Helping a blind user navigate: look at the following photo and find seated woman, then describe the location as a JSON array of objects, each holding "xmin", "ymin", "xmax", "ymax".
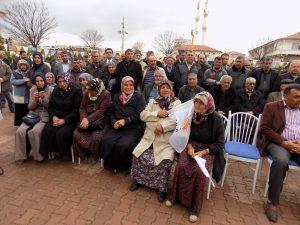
[
  {"xmin": 73, "ymin": 78, "xmax": 111, "ymax": 164},
  {"xmin": 15, "ymin": 73, "xmax": 54, "ymax": 164},
  {"xmin": 166, "ymin": 92, "xmax": 225, "ymax": 223},
  {"xmin": 101, "ymin": 76, "xmax": 146, "ymax": 171},
  {"xmin": 39, "ymin": 72, "xmax": 83, "ymax": 160},
  {"xmin": 130, "ymin": 80, "xmax": 181, "ymax": 202},
  {"xmin": 45, "ymin": 72, "xmax": 56, "ymax": 88}
]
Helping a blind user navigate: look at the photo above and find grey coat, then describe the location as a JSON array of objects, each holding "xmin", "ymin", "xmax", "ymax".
[
  {"xmin": 266, "ymin": 92, "xmax": 283, "ymax": 103},
  {"xmin": 0, "ymin": 61, "xmax": 12, "ymax": 92}
]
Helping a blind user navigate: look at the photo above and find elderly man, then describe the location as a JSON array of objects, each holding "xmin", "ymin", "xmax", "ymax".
[
  {"xmin": 12, "ymin": 50, "xmax": 32, "ymax": 70},
  {"xmin": 178, "ymin": 73, "xmax": 204, "ymax": 103},
  {"xmin": 274, "ymin": 60, "xmax": 300, "ymax": 91},
  {"xmin": 209, "ymin": 75, "xmax": 237, "ymax": 116},
  {"xmin": 200, "ymin": 56, "xmax": 227, "ymax": 90},
  {"xmin": 142, "ymin": 55, "xmax": 164, "ymax": 89},
  {"xmin": 85, "ymin": 51, "xmax": 105, "ymax": 79},
  {"xmin": 143, "ymin": 70, "xmax": 167, "ymax": 103},
  {"xmin": 197, "ymin": 53, "xmax": 211, "ymax": 75},
  {"xmin": 248, "ymin": 57, "xmax": 279, "ymax": 99},
  {"xmin": 227, "ymin": 56, "xmax": 250, "ymax": 90},
  {"xmin": 163, "ymin": 56, "xmax": 175, "ymax": 82},
  {"xmin": 53, "ymin": 51, "xmax": 72, "ymax": 76},
  {"xmin": 236, "ymin": 77, "xmax": 265, "ymax": 116},
  {"xmin": 267, "ymin": 79, "xmax": 294, "ymax": 103},
  {"xmin": 143, "ymin": 50, "xmax": 163, "ymax": 67},
  {"xmin": 260, "ymin": 84, "xmax": 300, "ymax": 222}
]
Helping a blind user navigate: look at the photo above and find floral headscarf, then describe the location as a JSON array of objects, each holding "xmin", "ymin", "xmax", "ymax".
[
  {"xmin": 119, "ymin": 76, "xmax": 135, "ymax": 105},
  {"xmin": 57, "ymin": 72, "xmax": 73, "ymax": 96},
  {"xmin": 86, "ymin": 78, "xmax": 105, "ymax": 101},
  {"xmin": 155, "ymin": 80, "xmax": 176, "ymax": 110},
  {"xmin": 192, "ymin": 92, "xmax": 215, "ymax": 125}
]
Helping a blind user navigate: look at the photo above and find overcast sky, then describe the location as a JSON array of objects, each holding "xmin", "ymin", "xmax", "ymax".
[{"xmin": 2, "ymin": 0, "xmax": 300, "ymax": 54}]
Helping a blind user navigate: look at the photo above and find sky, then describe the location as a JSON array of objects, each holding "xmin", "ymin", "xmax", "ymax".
[{"xmin": 1, "ymin": 0, "xmax": 300, "ymax": 55}]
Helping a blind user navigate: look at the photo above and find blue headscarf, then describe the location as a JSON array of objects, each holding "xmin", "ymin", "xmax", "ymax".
[
  {"xmin": 32, "ymin": 51, "xmax": 44, "ymax": 69},
  {"xmin": 33, "ymin": 71, "xmax": 47, "ymax": 91}
]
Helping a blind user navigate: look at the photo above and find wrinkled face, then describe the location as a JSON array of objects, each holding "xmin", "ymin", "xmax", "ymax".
[
  {"xmin": 198, "ymin": 55, "xmax": 206, "ymax": 63},
  {"xmin": 159, "ymin": 84, "xmax": 171, "ymax": 97},
  {"xmin": 187, "ymin": 75, "xmax": 198, "ymax": 87},
  {"xmin": 134, "ymin": 53, "xmax": 142, "ymax": 61},
  {"xmin": 62, "ymin": 53, "xmax": 68, "ymax": 62},
  {"xmin": 147, "ymin": 57, "xmax": 157, "ymax": 69},
  {"xmin": 105, "ymin": 49, "xmax": 113, "ymax": 59},
  {"xmin": 107, "ymin": 64, "xmax": 116, "ymax": 74},
  {"xmin": 79, "ymin": 78, "xmax": 88, "ymax": 87},
  {"xmin": 57, "ymin": 77, "xmax": 68, "ymax": 90},
  {"xmin": 72, "ymin": 60, "xmax": 81, "ymax": 70},
  {"xmin": 284, "ymin": 89, "xmax": 300, "ymax": 108},
  {"xmin": 91, "ymin": 53, "xmax": 100, "ymax": 63},
  {"xmin": 34, "ymin": 55, "xmax": 42, "ymax": 65},
  {"xmin": 244, "ymin": 60, "xmax": 251, "ymax": 70},
  {"xmin": 262, "ymin": 60, "xmax": 272, "ymax": 71},
  {"xmin": 222, "ymin": 55, "xmax": 229, "ymax": 66},
  {"xmin": 88, "ymin": 89, "xmax": 98, "ymax": 97},
  {"xmin": 186, "ymin": 52, "xmax": 195, "ymax": 64},
  {"xmin": 214, "ymin": 59, "xmax": 223, "ymax": 70},
  {"xmin": 56, "ymin": 54, "xmax": 62, "ymax": 62},
  {"xmin": 46, "ymin": 74, "xmax": 54, "ymax": 84},
  {"xmin": 220, "ymin": 78, "xmax": 232, "ymax": 90},
  {"xmin": 125, "ymin": 51, "xmax": 134, "ymax": 61},
  {"xmin": 234, "ymin": 59, "xmax": 243, "ymax": 70},
  {"xmin": 154, "ymin": 72, "xmax": 165, "ymax": 84},
  {"xmin": 35, "ymin": 76, "xmax": 45, "ymax": 89},
  {"xmin": 166, "ymin": 58, "xmax": 174, "ymax": 67},
  {"xmin": 289, "ymin": 62, "xmax": 300, "ymax": 75},
  {"xmin": 123, "ymin": 80, "xmax": 134, "ymax": 95},
  {"xmin": 194, "ymin": 99, "xmax": 206, "ymax": 115},
  {"xmin": 19, "ymin": 63, "xmax": 28, "ymax": 71},
  {"xmin": 246, "ymin": 81, "xmax": 256, "ymax": 91}
]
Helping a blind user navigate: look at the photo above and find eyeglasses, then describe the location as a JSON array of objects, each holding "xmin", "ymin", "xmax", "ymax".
[{"xmin": 247, "ymin": 83, "xmax": 256, "ymax": 85}]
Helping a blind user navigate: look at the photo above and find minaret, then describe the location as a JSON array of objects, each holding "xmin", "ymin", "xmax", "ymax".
[
  {"xmin": 201, "ymin": 0, "xmax": 209, "ymax": 44},
  {"xmin": 191, "ymin": 0, "xmax": 200, "ymax": 45},
  {"xmin": 118, "ymin": 17, "xmax": 128, "ymax": 54}
]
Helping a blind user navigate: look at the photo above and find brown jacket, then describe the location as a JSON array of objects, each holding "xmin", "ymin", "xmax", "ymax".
[
  {"xmin": 258, "ymin": 100, "xmax": 286, "ymax": 155},
  {"xmin": 0, "ymin": 61, "xmax": 12, "ymax": 92}
]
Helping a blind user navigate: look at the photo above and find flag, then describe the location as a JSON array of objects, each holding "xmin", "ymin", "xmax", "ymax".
[{"xmin": 168, "ymin": 99, "xmax": 194, "ymax": 153}]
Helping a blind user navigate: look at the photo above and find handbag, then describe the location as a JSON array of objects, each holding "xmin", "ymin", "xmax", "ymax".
[
  {"xmin": 87, "ymin": 117, "xmax": 105, "ymax": 131},
  {"xmin": 22, "ymin": 112, "xmax": 40, "ymax": 126}
]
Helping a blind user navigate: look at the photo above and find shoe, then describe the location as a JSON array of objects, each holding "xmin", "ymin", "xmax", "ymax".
[
  {"xmin": 265, "ymin": 202, "xmax": 278, "ymax": 222},
  {"xmin": 189, "ymin": 211, "xmax": 198, "ymax": 223},
  {"xmin": 157, "ymin": 191, "xmax": 166, "ymax": 203},
  {"xmin": 165, "ymin": 200, "xmax": 172, "ymax": 207},
  {"xmin": 129, "ymin": 181, "xmax": 139, "ymax": 192}
]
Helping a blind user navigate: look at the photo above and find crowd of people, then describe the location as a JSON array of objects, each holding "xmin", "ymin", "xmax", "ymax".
[{"xmin": 0, "ymin": 48, "xmax": 299, "ymax": 223}]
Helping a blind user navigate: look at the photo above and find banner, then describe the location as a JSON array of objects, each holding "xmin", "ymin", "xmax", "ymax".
[{"xmin": 168, "ymin": 99, "xmax": 194, "ymax": 153}]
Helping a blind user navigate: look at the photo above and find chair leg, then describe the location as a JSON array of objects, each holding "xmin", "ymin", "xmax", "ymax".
[
  {"xmin": 258, "ymin": 158, "xmax": 264, "ymax": 179},
  {"xmin": 78, "ymin": 157, "xmax": 81, "ymax": 165},
  {"xmin": 252, "ymin": 159, "xmax": 261, "ymax": 194},
  {"xmin": 264, "ymin": 164, "xmax": 270, "ymax": 197},
  {"xmin": 71, "ymin": 146, "xmax": 74, "ymax": 163},
  {"xmin": 100, "ymin": 158, "xmax": 104, "ymax": 168},
  {"xmin": 207, "ymin": 167, "xmax": 213, "ymax": 199},
  {"xmin": 221, "ymin": 153, "xmax": 229, "ymax": 187}
]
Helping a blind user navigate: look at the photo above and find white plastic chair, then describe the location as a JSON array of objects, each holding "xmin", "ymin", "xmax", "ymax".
[
  {"xmin": 206, "ymin": 111, "xmax": 231, "ymax": 199},
  {"xmin": 221, "ymin": 112, "xmax": 262, "ymax": 194},
  {"xmin": 264, "ymin": 156, "xmax": 300, "ymax": 197},
  {"xmin": 71, "ymin": 146, "xmax": 104, "ymax": 167}
]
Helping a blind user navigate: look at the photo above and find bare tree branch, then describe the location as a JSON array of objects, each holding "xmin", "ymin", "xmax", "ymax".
[
  {"xmin": 80, "ymin": 30, "xmax": 104, "ymax": 49},
  {"xmin": 153, "ymin": 31, "xmax": 186, "ymax": 55},
  {"xmin": 132, "ymin": 41, "xmax": 144, "ymax": 52},
  {"xmin": 2, "ymin": 1, "xmax": 57, "ymax": 48},
  {"xmin": 249, "ymin": 37, "xmax": 273, "ymax": 60}
]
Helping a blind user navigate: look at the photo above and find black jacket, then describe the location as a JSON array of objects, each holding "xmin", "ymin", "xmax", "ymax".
[
  {"xmin": 178, "ymin": 85, "xmax": 204, "ymax": 103},
  {"xmin": 164, "ymin": 66, "xmax": 175, "ymax": 82},
  {"xmin": 274, "ymin": 73, "xmax": 300, "ymax": 91},
  {"xmin": 236, "ymin": 89, "xmax": 265, "ymax": 116},
  {"xmin": 85, "ymin": 62, "xmax": 105, "ymax": 79},
  {"xmin": 115, "ymin": 60, "xmax": 142, "ymax": 88}
]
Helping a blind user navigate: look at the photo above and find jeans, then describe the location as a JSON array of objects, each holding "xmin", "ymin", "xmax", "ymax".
[
  {"xmin": 0, "ymin": 91, "xmax": 15, "ymax": 111},
  {"xmin": 267, "ymin": 143, "xmax": 300, "ymax": 205}
]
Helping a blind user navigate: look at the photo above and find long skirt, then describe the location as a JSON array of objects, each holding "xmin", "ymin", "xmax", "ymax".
[
  {"xmin": 14, "ymin": 103, "xmax": 29, "ymax": 126},
  {"xmin": 39, "ymin": 122, "xmax": 77, "ymax": 159},
  {"xmin": 131, "ymin": 148, "xmax": 173, "ymax": 192},
  {"xmin": 168, "ymin": 145, "xmax": 214, "ymax": 215},
  {"xmin": 101, "ymin": 128, "xmax": 142, "ymax": 171},
  {"xmin": 73, "ymin": 125, "xmax": 109, "ymax": 160},
  {"xmin": 15, "ymin": 121, "xmax": 45, "ymax": 161}
]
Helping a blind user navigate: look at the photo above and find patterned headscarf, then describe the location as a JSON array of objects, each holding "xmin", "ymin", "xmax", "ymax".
[
  {"xmin": 155, "ymin": 80, "xmax": 176, "ymax": 110},
  {"xmin": 86, "ymin": 78, "xmax": 105, "ymax": 101},
  {"xmin": 57, "ymin": 72, "xmax": 73, "ymax": 96},
  {"xmin": 192, "ymin": 92, "xmax": 215, "ymax": 125},
  {"xmin": 119, "ymin": 76, "xmax": 135, "ymax": 105}
]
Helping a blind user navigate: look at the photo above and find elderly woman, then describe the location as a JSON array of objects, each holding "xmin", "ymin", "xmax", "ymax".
[
  {"xmin": 166, "ymin": 92, "xmax": 225, "ymax": 223},
  {"xmin": 142, "ymin": 69, "xmax": 168, "ymax": 103},
  {"xmin": 73, "ymin": 78, "xmax": 111, "ymax": 163},
  {"xmin": 45, "ymin": 72, "xmax": 56, "ymax": 88},
  {"xmin": 39, "ymin": 72, "xmax": 83, "ymax": 160},
  {"xmin": 14, "ymin": 73, "xmax": 53, "ymax": 164},
  {"xmin": 130, "ymin": 80, "xmax": 181, "ymax": 202},
  {"xmin": 101, "ymin": 76, "xmax": 146, "ymax": 171},
  {"xmin": 10, "ymin": 59, "xmax": 32, "ymax": 126},
  {"xmin": 79, "ymin": 73, "xmax": 93, "ymax": 92}
]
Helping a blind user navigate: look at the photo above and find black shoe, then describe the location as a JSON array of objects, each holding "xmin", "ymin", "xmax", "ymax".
[
  {"xmin": 157, "ymin": 191, "xmax": 167, "ymax": 203},
  {"xmin": 265, "ymin": 203, "xmax": 278, "ymax": 222},
  {"xmin": 129, "ymin": 181, "xmax": 139, "ymax": 192}
]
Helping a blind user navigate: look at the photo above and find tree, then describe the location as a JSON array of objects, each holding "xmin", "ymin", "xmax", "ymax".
[
  {"xmin": 249, "ymin": 37, "xmax": 273, "ymax": 60},
  {"xmin": 132, "ymin": 41, "xmax": 144, "ymax": 52},
  {"xmin": 3, "ymin": 1, "xmax": 57, "ymax": 48},
  {"xmin": 0, "ymin": 32, "xmax": 4, "ymax": 51},
  {"xmin": 80, "ymin": 30, "xmax": 104, "ymax": 49},
  {"xmin": 153, "ymin": 31, "xmax": 186, "ymax": 55}
]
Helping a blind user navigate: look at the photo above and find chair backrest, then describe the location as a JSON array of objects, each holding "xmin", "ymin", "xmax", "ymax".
[
  {"xmin": 219, "ymin": 111, "xmax": 231, "ymax": 141},
  {"xmin": 228, "ymin": 112, "xmax": 261, "ymax": 145}
]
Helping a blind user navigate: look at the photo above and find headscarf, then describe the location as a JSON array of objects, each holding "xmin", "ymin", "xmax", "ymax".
[
  {"xmin": 57, "ymin": 72, "xmax": 73, "ymax": 96},
  {"xmin": 32, "ymin": 51, "xmax": 44, "ymax": 69},
  {"xmin": 155, "ymin": 80, "xmax": 176, "ymax": 110},
  {"xmin": 34, "ymin": 71, "xmax": 46, "ymax": 92},
  {"xmin": 45, "ymin": 72, "xmax": 56, "ymax": 84},
  {"xmin": 119, "ymin": 76, "xmax": 135, "ymax": 105},
  {"xmin": 192, "ymin": 92, "xmax": 215, "ymax": 125},
  {"xmin": 17, "ymin": 59, "xmax": 29, "ymax": 74},
  {"xmin": 86, "ymin": 78, "xmax": 105, "ymax": 101},
  {"xmin": 79, "ymin": 73, "xmax": 93, "ymax": 82}
]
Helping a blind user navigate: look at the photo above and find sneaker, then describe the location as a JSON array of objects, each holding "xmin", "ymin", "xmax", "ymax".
[
  {"xmin": 189, "ymin": 211, "xmax": 198, "ymax": 223},
  {"xmin": 165, "ymin": 200, "xmax": 172, "ymax": 207}
]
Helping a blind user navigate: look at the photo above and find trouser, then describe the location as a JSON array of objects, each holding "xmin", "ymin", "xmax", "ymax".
[
  {"xmin": 267, "ymin": 143, "xmax": 300, "ymax": 205},
  {"xmin": 0, "ymin": 91, "xmax": 14, "ymax": 111}
]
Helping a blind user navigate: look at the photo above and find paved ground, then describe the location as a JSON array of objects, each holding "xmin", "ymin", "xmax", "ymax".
[{"xmin": 0, "ymin": 108, "xmax": 299, "ymax": 225}]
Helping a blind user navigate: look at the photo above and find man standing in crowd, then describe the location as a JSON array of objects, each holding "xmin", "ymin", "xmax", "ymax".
[
  {"xmin": 0, "ymin": 59, "xmax": 14, "ymax": 112},
  {"xmin": 221, "ymin": 53, "xmax": 230, "ymax": 70},
  {"xmin": 227, "ymin": 56, "xmax": 250, "ymax": 90},
  {"xmin": 102, "ymin": 48, "xmax": 118, "ymax": 66},
  {"xmin": 267, "ymin": 79, "xmax": 294, "ymax": 103},
  {"xmin": 248, "ymin": 57, "xmax": 279, "ymax": 99},
  {"xmin": 274, "ymin": 60, "xmax": 300, "ymax": 91},
  {"xmin": 174, "ymin": 50, "xmax": 186, "ymax": 67},
  {"xmin": 143, "ymin": 50, "xmax": 163, "ymax": 67},
  {"xmin": 85, "ymin": 51, "xmax": 105, "ymax": 79},
  {"xmin": 209, "ymin": 75, "xmax": 236, "ymax": 116},
  {"xmin": 69, "ymin": 57, "xmax": 85, "ymax": 86},
  {"xmin": 236, "ymin": 77, "xmax": 265, "ymax": 116},
  {"xmin": 200, "ymin": 56, "xmax": 227, "ymax": 90},
  {"xmin": 178, "ymin": 72, "xmax": 204, "ymax": 103},
  {"xmin": 134, "ymin": 50, "xmax": 147, "ymax": 72},
  {"xmin": 53, "ymin": 51, "xmax": 72, "ymax": 76},
  {"xmin": 163, "ymin": 56, "xmax": 175, "ymax": 82},
  {"xmin": 260, "ymin": 84, "xmax": 300, "ymax": 222},
  {"xmin": 51, "ymin": 53, "xmax": 62, "ymax": 74},
  {"xmin": 142, "ymin": 55, "xmax": 163, "ymax": 89},
  {"xmin": 196, "ymin": 53, "xmax": 211, "ymax": 76},
  {"xmin": 12, "ymin": 50, "xmax": 32, "ymax": 70}
]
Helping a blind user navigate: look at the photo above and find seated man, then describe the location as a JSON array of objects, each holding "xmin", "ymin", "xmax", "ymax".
[
  {"xmin": 209, "ymin": 75, "xmax": 237, "ymax": 116},
  {"xmin": 236, "ymin": 77, "xmax": 265, "ymax": 116},
  {"xmin": 178, "ymin": 73, "xmax": 204, "ymax": 103},
  {"xmin": 267, "ymin": 79, "xmax": 294, "ymax": 103},
  {"xmin": 260, "ymin": 84, "xmax": 300, "ymax": 222}
]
